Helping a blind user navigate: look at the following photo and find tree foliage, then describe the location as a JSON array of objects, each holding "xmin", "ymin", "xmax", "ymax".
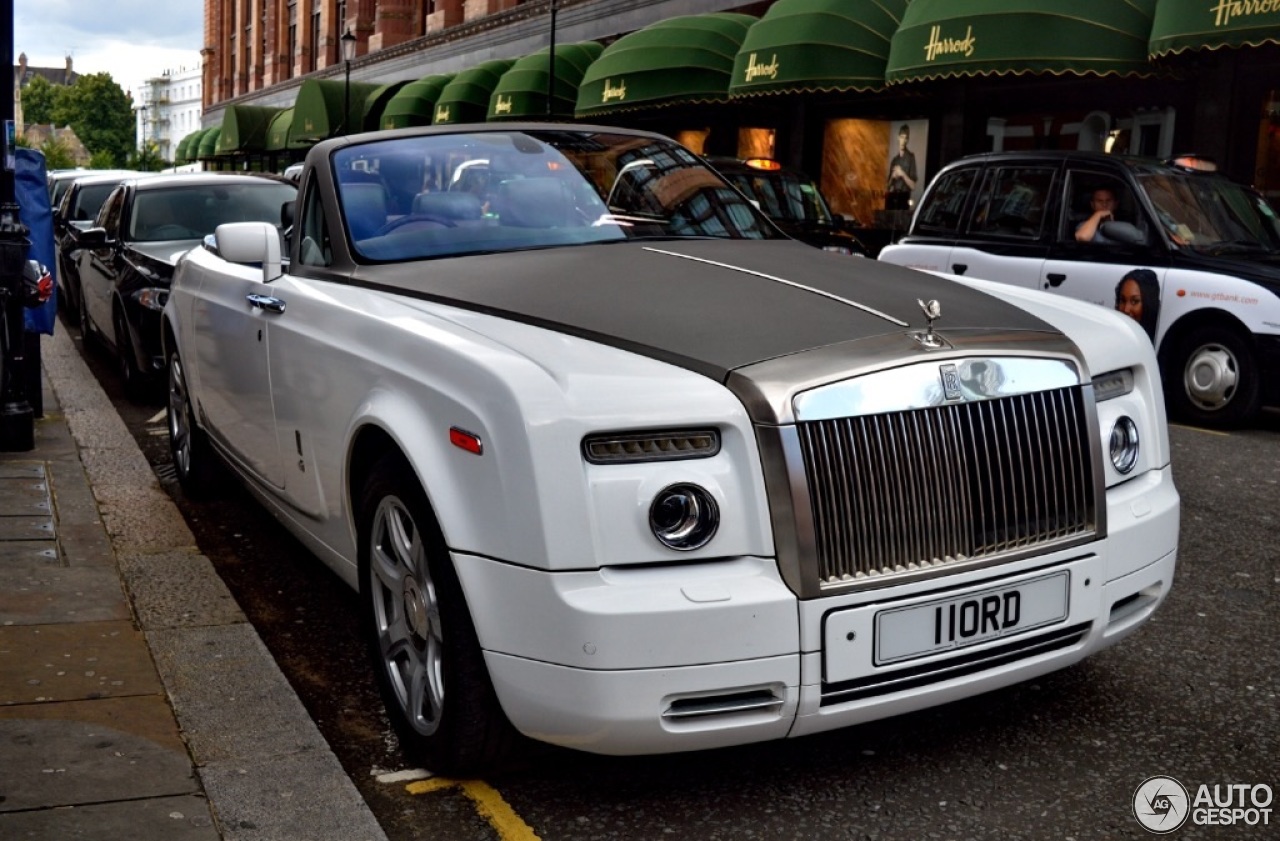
[
  {"xmin": 128, "ymin": 140, "xmax": 167, "ymax": 172},
  {"xmin": 20, "ymin": 76, "xmax": 59, "ymax": 126},
  {"xmin": 56, "ymin": 73, "xmax": 135, "ymax": 167},
  {"xmin": 39, "ymin": 138, "xmax": 77, "ymax": 171},
  {"xmin": 19, "ymin": 71, "xmax": 135, "ymax": 167}
]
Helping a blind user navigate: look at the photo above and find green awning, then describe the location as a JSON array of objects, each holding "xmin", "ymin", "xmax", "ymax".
[
  {"xmin": 488, "ymin": 41, "xmax": 604, "ymax": 120},
  {"xmin": 197, "ymin": 127, "xmax": 223, "ymax": 160},
  {"xmin": 290, "ymin": 78, "xmax": 384, "ymax": 143},
  {"xmin": 216, "ymin": 104, "xmax": 282, "ymax": 155},
  {"xmin": 576, "ymin": 13, "xmax": 756, "ymax": 118},
  {"xmin": 1150, "ymin": 0, "xmax": 1280, "ymax": 57},
  {"xmin": 730, "ymin": 0, "xmax": 906, "ymax": 97},
  {"xmin": 174, "ymin": 132, "xmax": 195, "ymax": 164},
  {"xmin": 381, "ymin": 73, "xmax": 455, "ymax": 129},
  {"xmin": 266, "ymin": 108, "xmax": 295, "ymax": 152},
  {"xmin": 886, "ymin": 0, "xmax": 1157, "ymax": 84},
  {"xmin": 361, "ymin": 81, "xmax": 411, "ymax": 132},
  {"xmin": 432, "ymin": 59, "xmax": 516, "ymax": 125}
]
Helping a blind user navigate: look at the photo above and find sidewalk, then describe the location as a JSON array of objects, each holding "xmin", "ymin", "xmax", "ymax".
[{"xmin": 0, "ymin": 326, "xmax": 388, "ymax": 841}]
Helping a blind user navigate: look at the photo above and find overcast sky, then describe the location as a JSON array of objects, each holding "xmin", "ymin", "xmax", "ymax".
[{"xmin": 13, "ymin": 0, "xmax": 203, "ymax": 97}]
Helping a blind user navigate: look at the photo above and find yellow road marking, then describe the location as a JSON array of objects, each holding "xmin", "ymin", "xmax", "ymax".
[{"xmin": 406, "ymin": 778, "xmax": 541, "ymax": 841}]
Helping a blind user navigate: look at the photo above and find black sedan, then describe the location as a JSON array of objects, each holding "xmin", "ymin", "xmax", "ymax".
[
  {"xmin": 53, "ymin": 171, "xmax": 150, "ymax": 315},
  {"xmin": 76, "ymin": 172, "xmax": 297, "ymax": 397},
  {"xmin": 706, "ymin": 156, "xmax": 870, "ymax": 257}
]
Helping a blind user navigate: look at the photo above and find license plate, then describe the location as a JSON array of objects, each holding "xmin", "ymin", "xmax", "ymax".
[{"xmin": 875, "ymin": 572, "xmax": 1070, "ymax": 665}]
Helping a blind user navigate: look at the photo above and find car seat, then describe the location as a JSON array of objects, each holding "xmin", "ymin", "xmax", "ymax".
[
  {"xmin": 342, "ymin": 182, "xmax": 390, "ymax": 240},
  {"xmin": 412, "ymin": 191, "xmax": 484, "ymax": 224},
  {"xmin": 494, "ymin": 178, "xmax": 575, "ymax": 228}
]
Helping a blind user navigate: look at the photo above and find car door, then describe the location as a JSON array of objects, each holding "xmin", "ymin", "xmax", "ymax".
[
  {"xmin": 946, "ymin": 162, "xmax": 1058, "ymax": 289},
  {"xmin": 1041, "ymin": 166, "xmax": 1170, "ymax": 342},
  {"xmin": 187, "ymin": 239, "xmax": 287, "ymax": 491},
  {"xmin": 77, "ymin": 186, "xmax": 127, "ymax": 337}
]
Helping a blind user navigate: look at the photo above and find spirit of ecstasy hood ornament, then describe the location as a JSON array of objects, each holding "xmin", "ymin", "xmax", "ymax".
[{"xmin": 916, "ymin": 298, "xmax": 944, "ymax": 349}]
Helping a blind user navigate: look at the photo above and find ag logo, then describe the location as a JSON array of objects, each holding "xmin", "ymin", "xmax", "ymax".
[{"xmin": 1133, "ymin": 775, "xmax": 1190, "ymax": 833}]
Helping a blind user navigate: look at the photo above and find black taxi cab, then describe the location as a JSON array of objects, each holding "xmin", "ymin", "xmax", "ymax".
[{"xmin": 879, "ymin": 152, "xmax": 1280, "ymax": 427}]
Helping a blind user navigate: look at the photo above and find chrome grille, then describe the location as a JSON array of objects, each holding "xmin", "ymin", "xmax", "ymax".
[{"xmin": 797, "ymin": 385, "xmax": 1096, "ymax": 586}]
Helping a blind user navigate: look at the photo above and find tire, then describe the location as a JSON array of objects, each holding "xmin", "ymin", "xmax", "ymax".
[
  {"xmin": 114, "ymin": 310, "xmax": 149, "ymax": 401},
  {"xmin": 166, "ymin": 348, "xmax": 223, "ymax": 498},
  {"xmin": 1165, "ymin": 324, "xmax": 1260, "ymax": 428},
  {"xmin": 357, "ymin": 453, "xmax": 516, "ymax": 775}
]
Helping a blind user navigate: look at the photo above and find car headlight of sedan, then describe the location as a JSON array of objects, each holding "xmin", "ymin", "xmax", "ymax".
[
  {"xmin": 132, "ymin": 287, "xmax": 170, "ymax": 312},
  {"xmin": 1108, "ymin": 416, "xmax": 1140, "ymax": 475},
  {"xmin": 649, "ymin": 483, "xmax": 719, "ymax": 550}
]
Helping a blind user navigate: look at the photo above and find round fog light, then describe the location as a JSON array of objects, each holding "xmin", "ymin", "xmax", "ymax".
[
  {"xmin": 1109, "ymin": 416, "xmax": 1140, "ymax": 474},
  {"xmin": 649, "ymin": 483, "xmax": 719, "ymax": 551}
]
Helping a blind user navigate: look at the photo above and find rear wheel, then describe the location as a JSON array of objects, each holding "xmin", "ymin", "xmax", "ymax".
[
  {"xmin": 166, "ymin": 348, "xmax": 222, "ymax": 498},
  {"xmin": 1165, "ymin": 324, "xmax": 1260, "ymax": 428},
  {"xmin": 357, "ymin": 453, "xmax": 516, "ymax": 775}
]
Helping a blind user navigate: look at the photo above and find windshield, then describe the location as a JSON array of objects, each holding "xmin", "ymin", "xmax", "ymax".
[
  {"xmin": 721, "ymin": 170, "xmax": 835, "ymax": 226},
  {"xmin": 1139, "ymin": 171, "xmax": 1280, "ymax": 255},
  {"xmin": 335, "ymin": 130, "xmax": 781, "ymax": 263},
  {"xmin": 129, "ymin": 182, "xmax": 297, "ymax": 243}
]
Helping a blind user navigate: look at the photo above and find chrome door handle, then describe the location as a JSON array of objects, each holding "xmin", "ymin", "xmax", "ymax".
[{"xmin": 246, "ymin": 294, "xmax": 286, "ymax": 314}]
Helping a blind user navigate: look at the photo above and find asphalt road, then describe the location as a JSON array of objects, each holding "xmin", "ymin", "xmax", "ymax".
[{"xmin": 73, "ymin": 313, "xmax": 1279, "ymax": 841}]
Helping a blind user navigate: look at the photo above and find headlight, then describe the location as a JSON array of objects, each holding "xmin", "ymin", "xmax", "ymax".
[
  {"xmin": 133, "ymin": 287, "xmax": 170, "ymax": 311},
  {"xmin": 649, "ymin": 484, "xmax": 719, "ymax": 550},
  {"xmin": 1108, "ymin": 416, "xmax": 1140, "ymax": 474}
]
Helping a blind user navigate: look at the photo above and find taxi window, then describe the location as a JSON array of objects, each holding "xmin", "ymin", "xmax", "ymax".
[
  {"xmin": 914, "ymin": 166, "xmax": 977, "ymax": 234},
  {"xmin": 970, "ymin": 166, "xmax": 1055, "ymax": 239}
]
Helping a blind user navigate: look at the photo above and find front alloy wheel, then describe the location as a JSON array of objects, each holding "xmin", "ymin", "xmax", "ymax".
[
  {"xmin": 166, "ymin": 349, "xmax": 220, "ymax": 498},
  {"xmin": 368, "ymin": 493, "xmax": 446, "ymax": 737},
  {"xmin": 358, "ymin": 454, "xmax": 515, "ymax": 775}
]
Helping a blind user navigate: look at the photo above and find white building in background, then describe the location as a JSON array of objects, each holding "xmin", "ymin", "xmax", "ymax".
[{"xmin": 134, "ymin": 62, "xmax": 203, "ymax": 163}]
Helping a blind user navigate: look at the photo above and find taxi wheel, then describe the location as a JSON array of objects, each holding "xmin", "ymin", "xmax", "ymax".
[
  {"xmin": 357, "ymin": 453, "xmax": 517, "ymax": 776},
  {"xmin": 1166, "ymin": 325, "xmax": 1260, "ymax": 428}
]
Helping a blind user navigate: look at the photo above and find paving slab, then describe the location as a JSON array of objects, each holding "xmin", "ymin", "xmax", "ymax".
[
  {"xmin": 0, "ymin": 621, "xmax": 161, "ymax": 704},
  {"xmin": 0, "ymin": 699, "xmax": 198, "ymax": 811},
  {"xmin": 0, "ymin": 551, "xmax": 130, "ymax": 626},
  {"xmin": 0, "ymin": 794, "xmax": 221, "ymax": 840}
]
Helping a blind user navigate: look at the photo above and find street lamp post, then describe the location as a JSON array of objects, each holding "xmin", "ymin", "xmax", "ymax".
[{"xmin": 340, "ymin": 28, "xmax": 357, "ymax": 135}]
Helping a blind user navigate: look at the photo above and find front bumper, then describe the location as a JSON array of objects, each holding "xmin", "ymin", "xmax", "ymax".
[{"xmin": 461, "ymin": 465, "xmax": 1179, "ymax": 756}]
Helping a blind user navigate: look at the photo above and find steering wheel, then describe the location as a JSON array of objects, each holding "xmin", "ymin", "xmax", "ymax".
[{"xmin": 373, "ymin": 214, "xmax": 456, "ymax": 237}]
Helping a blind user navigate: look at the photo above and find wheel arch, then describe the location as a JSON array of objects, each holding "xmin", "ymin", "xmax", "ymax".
[
  {"xmin": 346, "ymin": 423, "xmax": 449, "ymax": 553},
  {"xmin": 1157, "ymin": 306, "xmax": 1255, "ymax": 372}
]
